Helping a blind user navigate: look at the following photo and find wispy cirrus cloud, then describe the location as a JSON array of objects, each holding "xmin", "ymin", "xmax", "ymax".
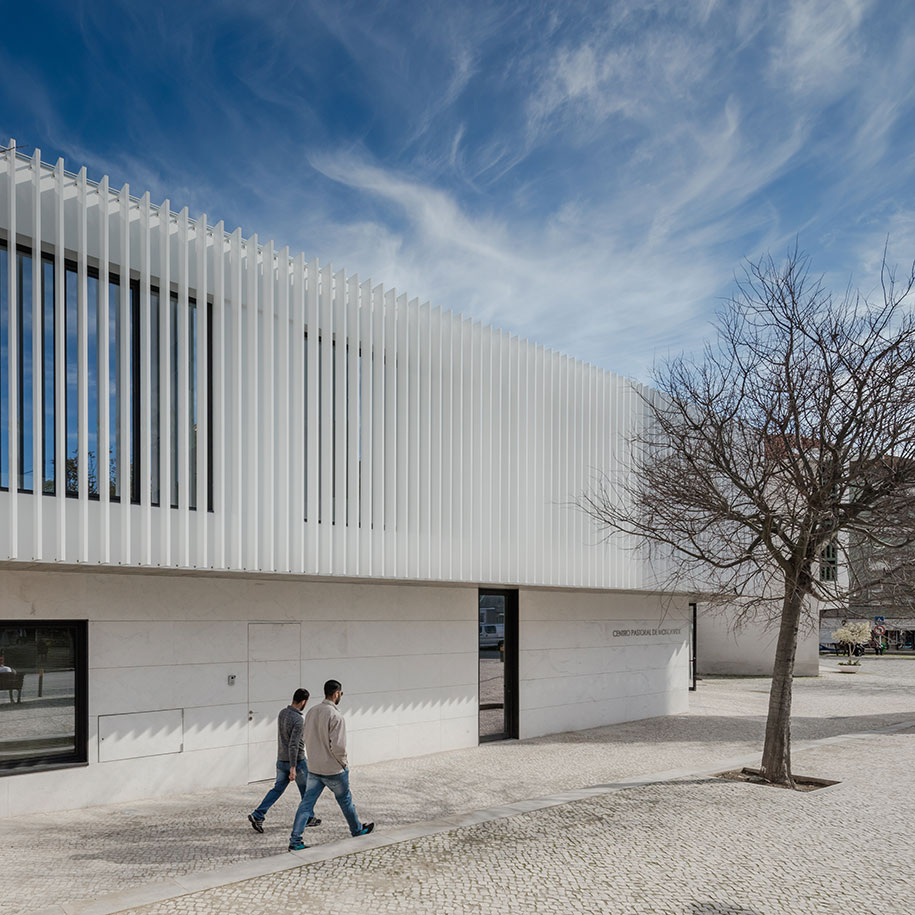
[{"xmin": 3, "ymin": 0, "xmax": 915, "ymax": 381}]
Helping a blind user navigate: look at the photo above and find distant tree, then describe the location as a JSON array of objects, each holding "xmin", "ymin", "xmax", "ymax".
[
  {"xmin": 831, "ymin": 621, "xmax": 870, "ymax": 659},
  {"xmin": 582, "ymin": 246, "xmax": 915, "ymax": 786},
  {"xmin": 64, "ymin": 451, "xmax": 98, "ymax": 495}
]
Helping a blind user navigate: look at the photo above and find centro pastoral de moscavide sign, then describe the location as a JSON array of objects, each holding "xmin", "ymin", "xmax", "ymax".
[{"xmin": 611, "ymin": 627, "xmax": 683, "ymax": 639}]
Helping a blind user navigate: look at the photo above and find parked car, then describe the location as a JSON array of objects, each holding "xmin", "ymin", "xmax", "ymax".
[{"xmin": 479, "ymin": 623, "xmax": 504, "ymax": 649}]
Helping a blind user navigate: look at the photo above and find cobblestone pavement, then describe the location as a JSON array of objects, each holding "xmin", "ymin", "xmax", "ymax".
[
  {"xmin": 5, "ymin": 657, "xmax": 915, "ymax": 913},
  {"xmin": 125, "ymin": 727, "xmax": 915, "ymax": 915}
]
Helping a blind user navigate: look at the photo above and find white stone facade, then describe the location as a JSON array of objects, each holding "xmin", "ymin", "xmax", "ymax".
[
  {"xmin": 0, "ymin": 568, "xmax": 688, "ymax": 815},
  {"xmin": 0, "ymin": 143, "xmax": 690, "ymax": 813},
  {"xmin": 696, "ymin": 608, "xmax": 820, "ymax": 677}
]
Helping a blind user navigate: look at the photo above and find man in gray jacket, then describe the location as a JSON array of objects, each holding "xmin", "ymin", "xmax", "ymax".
[
  {"xmin": 248, "ymin": 688, "xmax": 321, "ymax": 833},
  {"xmin": 288, "ymin": 679, "xmax": 373, "ymax": 850}
]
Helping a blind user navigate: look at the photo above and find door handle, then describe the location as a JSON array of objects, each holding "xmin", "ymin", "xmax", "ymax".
[{"xmin": 248, "ymin": 710, "xmax": 254, "ymax": 721}]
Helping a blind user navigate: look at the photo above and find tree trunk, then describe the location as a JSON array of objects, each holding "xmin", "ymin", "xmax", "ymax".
[{"xmin": 760, "ymin": 574, "xmax": 807, "ymax": 786}]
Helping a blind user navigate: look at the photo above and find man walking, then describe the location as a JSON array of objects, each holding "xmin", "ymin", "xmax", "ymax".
[
  {"xmin": 248, "ymin": 688, "xmax": 321, "ymax": 833},
  {"xmin": 288, "ymin": 679, "xmax": 373, "ymax": 850}
]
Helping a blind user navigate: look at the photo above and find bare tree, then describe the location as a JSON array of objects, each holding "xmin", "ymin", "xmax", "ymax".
[{"xmin": 583, "ymin": 246, "xmax": 915, "ymax": 786}]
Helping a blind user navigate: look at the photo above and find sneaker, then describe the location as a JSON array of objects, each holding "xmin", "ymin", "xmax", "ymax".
[
  {"xmin": 306, "ymin": 816, "xmax": 322, "ymax": 828},
  {"xmin": 354, "ymin": 822, "xmax": 374, "ymax": 837},
  {"xmin": 248, "ymin": 814, "xmax": 264, "ymax": 834},
  {"xmin": 288, "ymin": 840, "xmax": 308, "ymax": 851}
]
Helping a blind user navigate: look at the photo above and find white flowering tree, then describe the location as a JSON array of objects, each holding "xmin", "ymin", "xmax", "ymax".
[{"xmin": 831, "ymin": 622, "xmax": 871, "ymax": 662}]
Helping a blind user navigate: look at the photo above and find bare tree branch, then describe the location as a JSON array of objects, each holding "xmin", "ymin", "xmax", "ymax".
[{"xmin": 581, "ymin": 246, "xmax": 915, "ymax": 786}]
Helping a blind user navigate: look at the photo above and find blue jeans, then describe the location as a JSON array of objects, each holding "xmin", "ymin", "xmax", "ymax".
[
  {"xmin": 251, "ymin": 759, "xmax": 308, "ymax": 821},
  {"xmin": 291, "ymin": 769, "xmax": 362, "ymax": 842}
]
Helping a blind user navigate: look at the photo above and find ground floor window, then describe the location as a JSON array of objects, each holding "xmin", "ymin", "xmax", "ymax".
[{"xmin": 0, "ymin": 621, "xmax": 87, "ymax": 771}]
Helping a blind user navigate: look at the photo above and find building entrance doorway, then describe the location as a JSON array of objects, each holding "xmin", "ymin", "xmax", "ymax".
[{"xmin": 478, "ymin": 589, "xmax": 519, "ymax": 742}]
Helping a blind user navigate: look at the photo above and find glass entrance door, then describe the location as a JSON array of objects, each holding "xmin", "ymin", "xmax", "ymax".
[{"xmin": 478, "ymin": 589, "xmax": 518, "ymax": 742}]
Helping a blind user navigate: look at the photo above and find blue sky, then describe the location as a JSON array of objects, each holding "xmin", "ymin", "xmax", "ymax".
[{"xmin": 3, "ymin": 0, "xmax": 915, "ymax": 381}]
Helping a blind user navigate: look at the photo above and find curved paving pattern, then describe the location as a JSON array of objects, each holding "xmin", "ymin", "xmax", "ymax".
[
  {"xmin": 5, "ymin": 657, "xmax": 915, "ymax": 914},
  {"xmin": 125, "ymin": 729, "xmax": 915, "ymax": 915}
]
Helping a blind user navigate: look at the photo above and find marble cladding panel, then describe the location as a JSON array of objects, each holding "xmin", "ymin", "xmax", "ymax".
[
  {"xmin": 247, "ymin": 622, "xmax": 301, "ymax": 663},
  {"xmin": 182, "ymin": 703, "xmax": 249, "ymax": 752},
  {"xmin": 521, "ymin": 619, "xmax": 689, "ymax": 652},
  {"xmin": 435, "ymin": 651, "xmax": 478, "ymax": 688},
  {"xmin": 300, "ymin": 651, "xmax": 476, "ymax": 697},
  {"xmin": 340, "ymin": 583, "xmax": 476, "ymax": 621},
  {"xmin": 349, "ymin": 621, "xmax": 450, "ymax": 657},
  {"xmin": 440, "ymin": 715, "xmax": 478, "ymax": 751},
  {"xmin": 0, "ymin": 568, "xmax": 92, "ymax": 617},
  {"xmin": 347, "ymin": 723, "xmax": 400, "ymax": 765},
  {"xmin": 519, "ymin": 588, "xmax": 689, "ymax": 622},
  {"xmin": 519, "ymin": 643, "xmax": 682, "ymax": 680},
  {"xmin": 301, "ymin": 620, "xmax": 350, "ymax": 661},
  {"xmin": 342, "ymin": 684, "xmax": 477, "ymax": 732},
  {"xmin": 301, "ymin": 619, "xmax": 476, "ymax": 661},
  {"xmin": 6, "ymin": 744, "xmax": 249, "ymax": 816},
  {"xmin": 519, "ymin": 667, "xmax": 678, "ymax": 711},
  {"xmin": 396, "ymin": 719, "xmax": 444, "ymax": 758},
  {"xmin": 90, "ymin": 621, "xmax": 248, "ymax": 669},
  {"xmin": 519, "ymin": 690, "xmax": 687, "ymax": 740},
  {"xmin": 346, "ymin": 714, "xmax": 478, "ymax": 765},
  {"xmin": 516, "ymin": 589, "xmax": 690, "ymax": 738},
  {"xmin": 696, "ymin": 608, "xmax": 819, "ymax": 677},
  {"xmin": 90, "ymin": 662, "xmax": 246, "ymax": 716},
  {"xmin": 0, "ymin": 569, "xmax": 475, "ymax": 624}
]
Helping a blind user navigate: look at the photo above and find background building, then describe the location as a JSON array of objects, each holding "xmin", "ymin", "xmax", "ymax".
[{"xmin": 0, "ymin": 143, "xmax": 691, "ymax": 816}]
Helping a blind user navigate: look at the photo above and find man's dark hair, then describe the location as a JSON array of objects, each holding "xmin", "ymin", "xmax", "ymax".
[
  {"xmin": 292, "ymin": 688, "xmax": 310, "ymax": 704},
  {"xmin": 324, "ymin": 679, "xmax": 342, "ymax": 698}
]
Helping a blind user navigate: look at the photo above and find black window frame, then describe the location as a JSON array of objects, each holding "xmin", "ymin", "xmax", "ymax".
[
  {"xmin": 0, "ymin": 239, "xmax": 214, "ymax": 512},
  {"xmin": 0, "ymin": 241, "xmax": 56, "ymax": 495},
  {"xmin": 820, "ymin": 542, "xmax": 839, "ymax": 582},
  {"xmin": 478, "ymin": 587, "xmax": 519, "ymax": 743},
  {"xmin": 0, "ymin": 619, "xmax": 88, "ymax": 774},
  {"xmin": 62, "ymin": 258, "xmax": 143, "ymax": 504}
]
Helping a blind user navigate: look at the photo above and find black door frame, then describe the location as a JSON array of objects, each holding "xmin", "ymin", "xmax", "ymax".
[
  {"xmin": 478, "ymin": 588, "xmax": 519, "ymax": 742},
  {"xmin": 689, "ymin": 602, "xmax": 698, "ymax": 691}
]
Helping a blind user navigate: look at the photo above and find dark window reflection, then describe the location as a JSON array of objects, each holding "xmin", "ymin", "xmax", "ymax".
[{"xmin": 0, "ymin": 624, "xmax": 81, "ymax": 767}]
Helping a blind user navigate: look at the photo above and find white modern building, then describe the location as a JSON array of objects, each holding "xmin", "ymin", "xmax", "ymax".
[{"xmin": 0, "ymin": 142, "xmax": 691, "ymax": 816}]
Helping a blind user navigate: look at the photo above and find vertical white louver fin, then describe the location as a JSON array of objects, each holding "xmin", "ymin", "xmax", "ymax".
[
  {"xmin": 119, "ymin": 184, "xmax": 132, "ymax": 566},
  {"xmin": 7, "ymin": 143, "xmax": 18, "ymax": 559},
  {"xmin": 98, "ymin": 176, "xmax": 111, "ymax": 564},
  {"xmin": 30, "ymin": 149, "xmax": 42, "ymax": 560},
  {"xmin": 0, "ymin": 146, "xmax": 659, "ymax": 592}
]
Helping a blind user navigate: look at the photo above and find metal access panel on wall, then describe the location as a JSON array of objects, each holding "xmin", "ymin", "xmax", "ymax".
[
  {"xmin": 247, "ymin": 622, "xmax": 301, "ymax": 782},
  {"xmin": 98, "ymin": 708, "xmax": 184, "ymax": 762}
]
